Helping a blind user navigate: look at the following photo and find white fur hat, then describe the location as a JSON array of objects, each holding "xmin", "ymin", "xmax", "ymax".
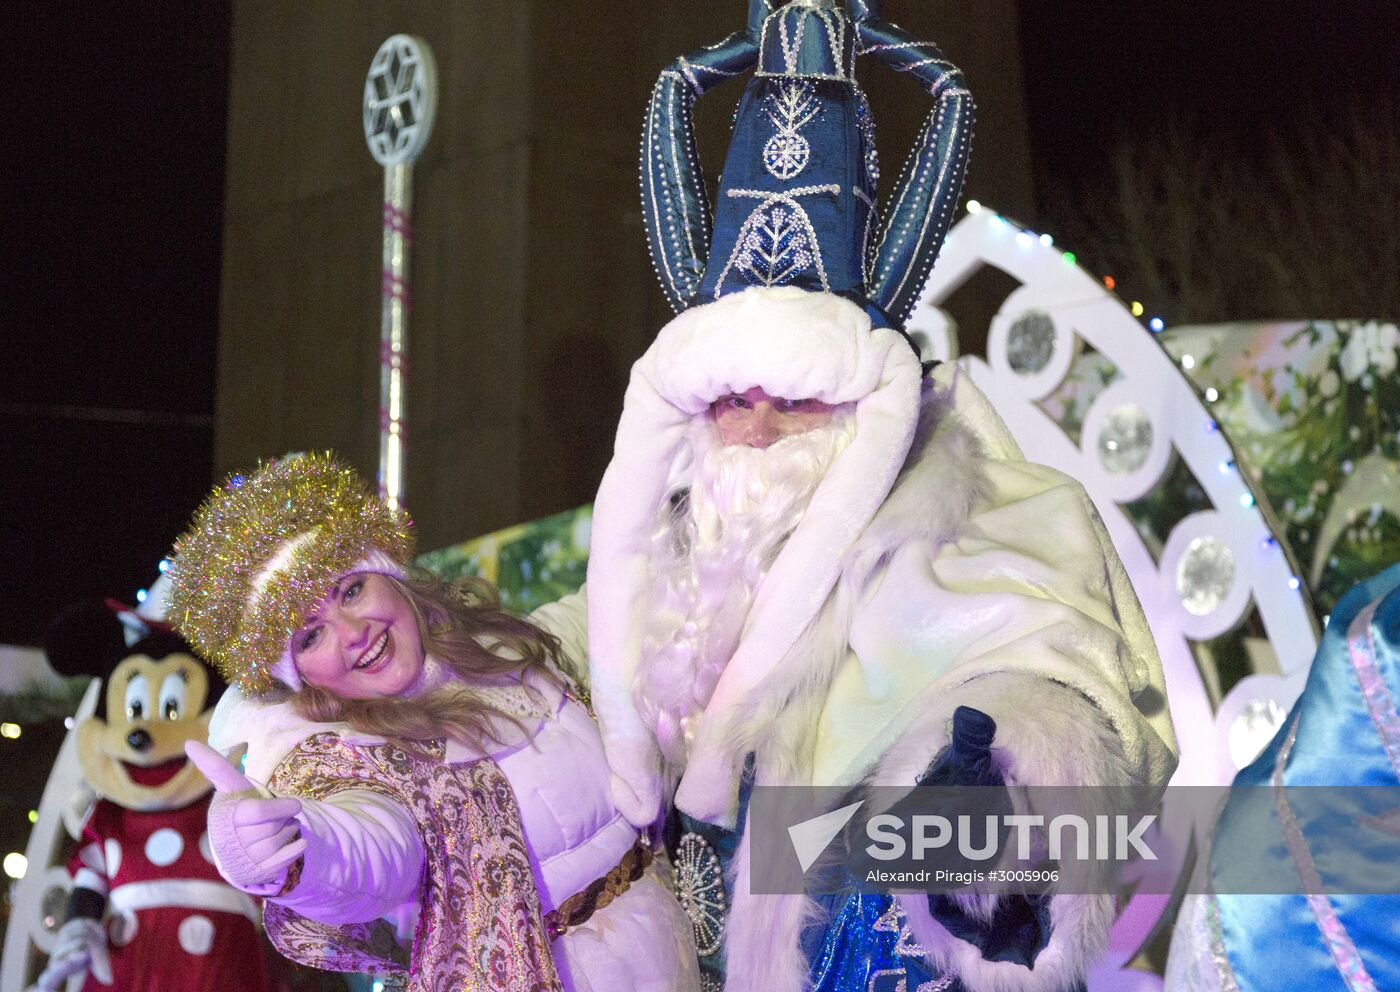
[{"xmin": 587, "ymin": 286, "xmax": 922, "ymax": 825}]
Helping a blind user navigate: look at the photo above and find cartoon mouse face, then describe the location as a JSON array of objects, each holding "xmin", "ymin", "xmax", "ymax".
[{"xmin": 76, "ymin": 648, "xmax": 216, "ymax": 812}]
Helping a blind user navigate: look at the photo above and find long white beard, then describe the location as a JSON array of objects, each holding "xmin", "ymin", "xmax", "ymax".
[{"xmin": 635, "ymin": 410, "xmax": 855, "ymax": 765}]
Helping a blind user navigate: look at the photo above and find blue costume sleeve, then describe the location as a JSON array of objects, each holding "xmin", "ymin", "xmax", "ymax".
[
  {"xmin": 639, "ymin": 9, "xmax": 764, "ymax": 312},
  {"xmin": 854, "ymin": 5, "xmax": 974, "ymax": 327}
]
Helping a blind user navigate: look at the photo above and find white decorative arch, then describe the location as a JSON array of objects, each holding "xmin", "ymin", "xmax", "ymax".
[
  {"xmin": 1, "ymin": 679, "xmax": 100, "ymax": 992},
  {"xmin": 915, "ymin": 208, "xmax": 1318, "ymax": 786},
  {"xmin": 913, "ymin": 208, "xmax": 1322, "ymax": 986}
]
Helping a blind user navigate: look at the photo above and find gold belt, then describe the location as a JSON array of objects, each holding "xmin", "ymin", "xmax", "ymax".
[{"xmin": 544, "ymin": 835, "xmax": 653, "ymax": 939}]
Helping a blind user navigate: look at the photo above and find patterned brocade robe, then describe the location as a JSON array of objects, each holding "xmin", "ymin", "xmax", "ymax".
[{"xmin": 264, "ymin": 732, "xmax": 562, "ymax": 992}]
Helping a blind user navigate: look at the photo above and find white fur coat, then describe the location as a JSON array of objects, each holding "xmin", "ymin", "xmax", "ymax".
[{"xmin": 677, "ymin": 368, "xmax": 1178, "ymax": 992}]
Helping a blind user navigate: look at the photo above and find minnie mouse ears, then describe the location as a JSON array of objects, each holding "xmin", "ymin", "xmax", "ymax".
[
  {"xmin": 45, "ymin": 600, "xmax": 196, "ymax": 681},
  {"xmin": 44, "ymin": 601, "xmax": 132, "ymax": 680}
]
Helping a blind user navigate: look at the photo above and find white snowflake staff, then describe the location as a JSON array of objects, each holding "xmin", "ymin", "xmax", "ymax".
[{"xmin": 363, "ymin": 35, "xmax": 437, "ymax": 512}]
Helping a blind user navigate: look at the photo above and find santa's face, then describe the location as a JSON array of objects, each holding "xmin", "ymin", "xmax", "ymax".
[{"xmin": 711, "ymin": 387, "xmax": 838, "ymax": 448}]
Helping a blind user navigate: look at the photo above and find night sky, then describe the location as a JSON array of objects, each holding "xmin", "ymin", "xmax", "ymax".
[
  {"xmin": 3, "ymin": 1, "xmax": 1396, "ymax": 648},
  {"xmin": 2, "ymin": 4, "xmax": 230, "ymax": 646},
  {"xmin": 1018, "ymin": 0, "xmax": 1400, "ymax": 190}
]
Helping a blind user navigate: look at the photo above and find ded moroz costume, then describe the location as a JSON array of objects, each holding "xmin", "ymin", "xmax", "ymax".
[{"xmin": 587, "ymin": 2, "xmax": 1179, "ymax": 990}]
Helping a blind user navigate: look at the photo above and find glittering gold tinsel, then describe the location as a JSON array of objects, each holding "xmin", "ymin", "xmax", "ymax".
[{"xmin": 168, "ymin": 453, "xmax": 414, "ymax": 695}]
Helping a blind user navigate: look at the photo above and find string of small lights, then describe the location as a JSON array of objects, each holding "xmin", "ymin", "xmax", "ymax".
[{"xmin": 956, "ymin": 199, "xmax": 1304, "ymax": 595}]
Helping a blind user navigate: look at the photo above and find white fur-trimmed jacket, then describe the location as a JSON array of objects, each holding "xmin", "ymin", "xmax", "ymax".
[
  {"xmin": 598, "ymin": 364, "xmax": 1179, "ymax": 992},
  {"xmin": 205, "ymin": 634, "xmax": 698, "ymax": 992}
]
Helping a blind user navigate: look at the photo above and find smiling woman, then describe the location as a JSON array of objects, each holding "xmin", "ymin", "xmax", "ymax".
[
  {"xmin": 165, "ymin": 454, "xmax": 699, "ymax": 992},
  {"xmin": 290, "ymin": 574, "xmax": 426, "ymax": 699},
  {"xmin": 289, "ymin": 569, "xmax": 569, "ymax": 753}
]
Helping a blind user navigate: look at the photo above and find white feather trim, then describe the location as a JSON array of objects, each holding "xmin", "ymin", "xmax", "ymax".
[
  {"xmin": 722, "ymin": 820, "xmax": 822, "ymax": 992},
  {"xmin": 869, "ymin": 670, "xmax": 1138, "ymax": 790}
]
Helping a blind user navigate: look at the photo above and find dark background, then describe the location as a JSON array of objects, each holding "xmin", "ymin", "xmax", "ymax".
[
  {"xmin": 3, "ymin": 3, "xmax": 231, "ymax": 645},
  {"xmin": 1020, "ymin": 0, "xmax": 1400, "ymax": 185}
]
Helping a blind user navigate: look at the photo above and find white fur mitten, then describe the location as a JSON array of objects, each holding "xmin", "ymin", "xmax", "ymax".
[{"xmin": 186, "ymin": 740, "xmax": 306, "ymax": 895}]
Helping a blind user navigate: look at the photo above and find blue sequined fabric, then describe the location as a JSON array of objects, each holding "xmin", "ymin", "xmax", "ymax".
[
  {"xmin": 804, "ymin": 892, "xmax": 958, "ymax": 992},
  {"xmin": 665, "ymin": 757, "xmax": 962, "ymax": 992}
]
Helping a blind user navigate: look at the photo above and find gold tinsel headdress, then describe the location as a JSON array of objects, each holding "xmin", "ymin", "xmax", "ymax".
[{"xmin": 168, "ymin": 453, "xmax": 415, "ymax": 695}]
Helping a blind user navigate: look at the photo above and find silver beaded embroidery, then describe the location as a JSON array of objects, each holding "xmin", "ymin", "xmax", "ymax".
[
  {"xmin": 674, "ymin": 832, "xmax": 727, "ymax": 957},
  {"xmin": 762, "ymin": 81, "xmax": 819, "ymax": 181},
  {"xmin": 714, "ymin": 185, "xmax": 839, "ymax": 295}
]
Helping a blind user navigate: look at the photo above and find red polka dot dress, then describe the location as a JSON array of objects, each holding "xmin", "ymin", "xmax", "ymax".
[{"xmin": 68, "ymin": 794, "xmax": 272, "ymax": 992}]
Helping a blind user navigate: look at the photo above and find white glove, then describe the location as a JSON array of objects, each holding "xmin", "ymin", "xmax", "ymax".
[
  {"xmin": 36, "ymin": 917, "xmax": 111, "ymax": 990},
  {"xmin": 186, "ymin": 740, "xmax": 306, "ymax": 894}
]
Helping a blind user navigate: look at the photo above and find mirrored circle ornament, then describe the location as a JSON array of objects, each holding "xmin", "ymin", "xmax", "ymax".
[
  {"xmin": 674, "ymin": 832, "xmax": 727, "ymax": 957},
  {"xmin": 363, "ymin": 35, "xmax": 438, "ymax": 166},
  {"xmin": 1097, "ymin": 403, "xmax": 1154, "ymax": 475},
  {"xmin": 763, "ymin": 132, "xmax": 811, "ymax": 180},
  {"xmin": 1006, "ymin": 309, "xmax": 1057, "ymax": 375},
  {"xmin": 1176, "ymin": 535, "xmax": 1236, "ymax": 617},
  {"xmin": 1228, "ymin": 696, "xmax": 1287, "ymax": 769}
]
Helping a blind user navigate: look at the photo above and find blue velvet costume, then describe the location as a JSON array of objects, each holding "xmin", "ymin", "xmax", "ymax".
[{"xmin": 640, "ymin": 0, "xmax": 972, "ymax": 329}]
